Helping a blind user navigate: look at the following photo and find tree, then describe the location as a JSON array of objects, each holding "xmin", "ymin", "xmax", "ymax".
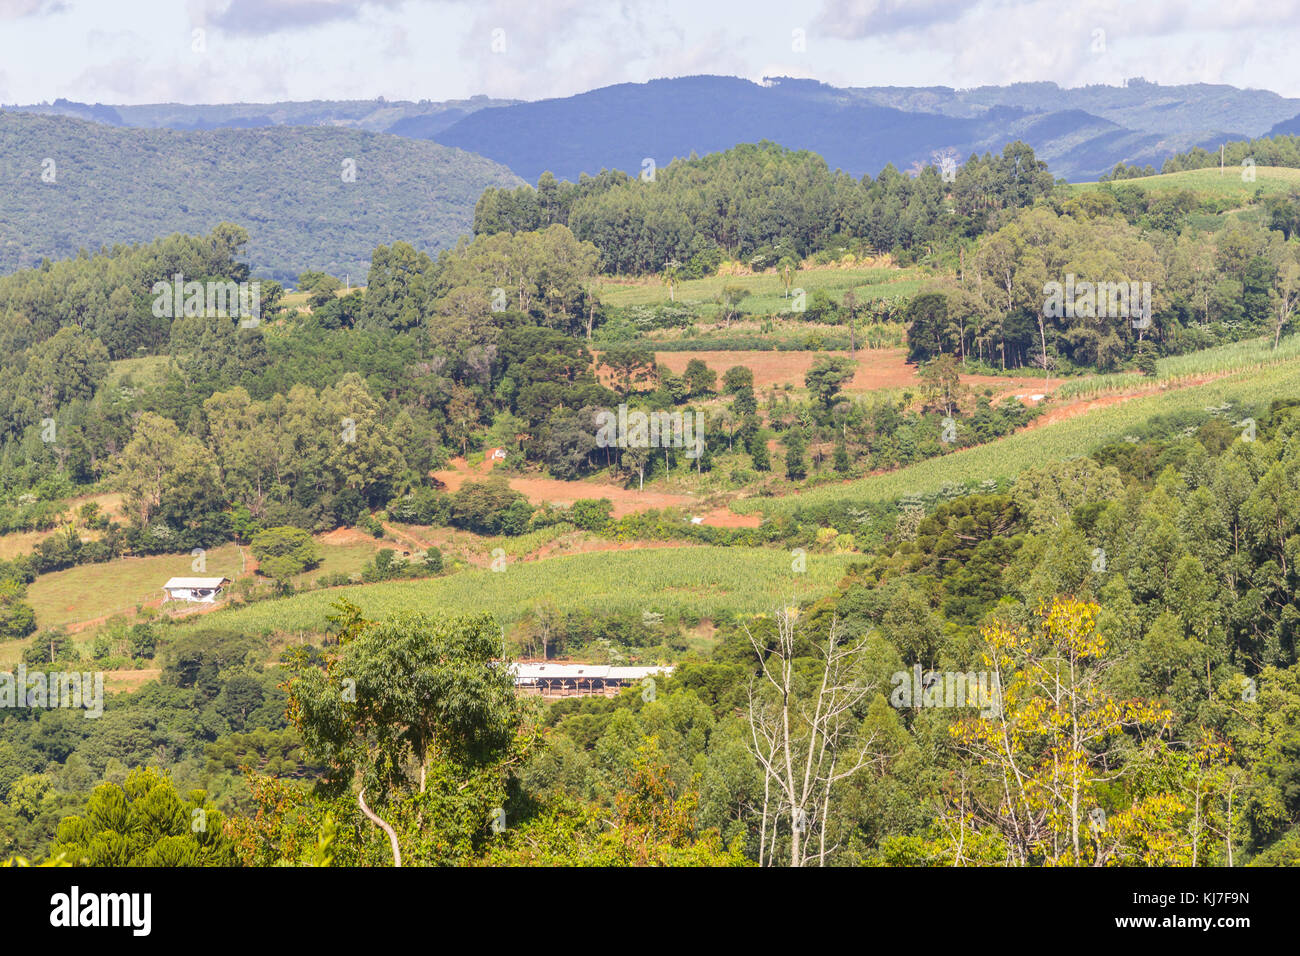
[
  {"xmin": 110, "ymin": 412, "xmax": 218, "ymax": 530},
  {"xmin": 745, "ymin": 609, "xmax": 878, "ymax": 866},
  {"xmin": 449, "ymin": 478, "xmax": 531, "ymax": 535},
  {"xmin": 682, "ymin": 358, "xmax": 716, "ymax": 397},
  {"xmin": 251, "ymin": 526, "xmax": 320, "ymax": 586},
  {"xmin": 833, "ymin": 436, "xmax": 851, "ymax": 474},
  {"xmin": 622, "ymin": 443, "xmax": 651, "ymax": 492},
  {"xmin": 298, "ymin": 271, "xmax": 343, "ymax": 309},
  {"xmin": 600, "ymin": 344, "xmax": 657, "ymax": 398},
  {"xmin": 569, "ymin": 498, "xmax": 613, "ymax": 531},
  {"xmin": 722, "ymin": 365, "xmax": 755, "ymax": 394},
  {"xmin": 47, "ymin": 767, "xmax": 237, "ymax": 866},
  {"xmin": 843, "ymin": 290, "xmax": 860, "ymax": 354},
  {"xmin": 0, "ymin": 579, "xmax": 37, "ymax": 641},
  {"xmin": 1270, "ymin": 254, "xmax": 1300, "ymax": 349},
  {"xmin": 778, "ymin": 255, "xmax": 799, "ymax": 297},
  {"xmin": 804, "ymin": 356, "xmax": 856, "ymax": 408},
  {"xmin": 945, "ymin": 598, "xmax": 1181, "ymax": 866},
  {"xmin": 284, "ymin": 602, "xmax": 520, "ymax": 866},
  {"xmin": 18, "ymin": 327, "xmax": 110, "ymax": 421},
  {"xmin": 22, "ymin": 629, "xmax": 74, "ymax": 666},
  {"xmin": 446, "ymin": 384, "xmax": 482, "ymax": 456},
  {"xmin": 905, "ymin": 291, "xmax": 953, "ymax": 362},
  {"xmin": 718, "ymin": 285, "xmax": 751, "ymax": 327},
  {"xmin": 918, "ymin": 354, "xmax": 967, "ymax": 417},
  {"xmin": 784, "ymin": 430, "xmax": 808, "ymax": 480},
  {"xmin": 660, "ymin": 260, "xmax": 681, "ymax": 302}
]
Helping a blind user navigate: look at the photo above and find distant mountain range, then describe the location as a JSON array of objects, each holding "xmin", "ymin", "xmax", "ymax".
[
  {"xmin": 0, "ymin": 113, "xmax": 523, "ymax": 281},
  {"xmin": 10, "ymin": 77, "xmax": 1300, "ymax": 186},
  {"xmin": 427, "ymin": 75, "xmax": 1300, "ymax": 183},
  {"xmin": 1, "ymin": 95, "xmax": 517, "ymax": 134}
]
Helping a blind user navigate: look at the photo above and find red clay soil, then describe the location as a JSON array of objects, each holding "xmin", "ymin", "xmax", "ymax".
[
  {"xmin": 433, "ymin": 456, "xmax": 733, "ymax": 521},
  {"xmin": 1025, "ymin": 392, "xmax": 1138, "ymax": 429},
  {"xmin": 431, "ymin": 452, "xmax": 500, "ymax": 493},
  {"xmin": 648, "ymin": 347, "xmax": 1050, "ymax": 398}
]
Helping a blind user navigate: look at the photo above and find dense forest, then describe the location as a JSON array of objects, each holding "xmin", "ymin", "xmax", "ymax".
[
  {"xmin": 0, "ymin": 112, "xmax": 523, "ymax": 280},
  {"xmin": 474, "ymin": 140, "xmax": 1057, "ymax": 274}
]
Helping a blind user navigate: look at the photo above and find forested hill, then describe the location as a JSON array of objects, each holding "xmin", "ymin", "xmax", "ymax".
[
  {"xmin": 431, "ymin": 75, "xmax": 1298, "ymax": 183},
  {"xmin": 4, "ymin": 95, "xmax": 517, "ymax": 133},
  {"xmin": 0, "ymin": 112, "xmax": 525, "ymax": 282}
]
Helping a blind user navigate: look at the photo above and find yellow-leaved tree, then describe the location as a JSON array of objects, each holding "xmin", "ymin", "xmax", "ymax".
[{"xmin": 941, "ymin": 596, "xmax": 1209, "ymax": 866}]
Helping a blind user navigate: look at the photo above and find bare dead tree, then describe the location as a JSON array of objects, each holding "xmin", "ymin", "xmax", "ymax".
[
  {"xmin": 744, "ymin": 607, "xmax": 878, "ymax": 866},
  {"xmin": 357, "ymin": 787, "xmax": 402, "ymax": 867}
]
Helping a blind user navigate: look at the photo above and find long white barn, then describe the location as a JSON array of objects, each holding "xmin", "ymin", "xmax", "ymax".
[{"xmin": 508, "ymin": 662, "xmax": 673, "ymax": 697}]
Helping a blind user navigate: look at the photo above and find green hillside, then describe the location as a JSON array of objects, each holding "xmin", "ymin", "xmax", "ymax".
[
  {"xmin": 0, "ymin": 112, "xmax": 524, "ymax": 282},
  {"xmin": 740, "ymin": 358, "xmax": 1300, "ymax": 516},
  {"xmin": 1069, "ymin": 165, "xmax": 1300, "ymax": 199},
  {"xmin": 201, "ymin": 546, "xmax": 857, "ymax": 636}
]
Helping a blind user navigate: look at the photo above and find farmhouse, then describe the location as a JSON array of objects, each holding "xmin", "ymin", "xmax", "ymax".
[
  {"xmin": 161, "ymin": 577, "xmax": 230, "ymax": 604},
  {"xmin": 509, "ymin": 662, "xmax": 674, "ymax": 698}
]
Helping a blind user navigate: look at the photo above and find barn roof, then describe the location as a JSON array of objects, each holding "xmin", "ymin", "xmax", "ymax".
[
  {"xmin": 162, "ymin": 577, "xmax": 230, "ymax": 589},
  {"xmin": 508, "ymin": 663, "xmax": 673, "ymax": 681}
]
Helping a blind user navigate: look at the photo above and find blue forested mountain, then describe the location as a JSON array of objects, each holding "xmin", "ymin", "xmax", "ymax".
[
  {"xmin": 2, "ymin": 95, "xmax": 515, "ymax": 133},
  {"xmin": 0, "ymin": 113, "xmax": 525, "ymax": 281},
  {"xmin": 430, "ymin": 75, "xmax": 1300, "ymax": 183},
  {"xmin": 1269, "ymin": 112, "xmax": 1300, "ymax": 136}
]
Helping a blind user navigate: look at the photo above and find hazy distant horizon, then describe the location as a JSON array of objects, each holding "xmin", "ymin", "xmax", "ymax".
[{"xmin": 6, "ymin": 74, "xmax": 1298, "ymax": 112}]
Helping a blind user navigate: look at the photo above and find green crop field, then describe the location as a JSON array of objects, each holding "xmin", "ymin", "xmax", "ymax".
[
  {"xmin": 1055, "ymin": 334, "xmax": 1300, "ymax": 400},
  {"xmin": 198, "ymin": 545, "xmax": 859, "ymax": 636},
  {"xmin": 739, "ymin": 358, "xmax": 1300, "ymax": 517},
  {"xmin": 600, "ymin": 264, "xmax": 925, "ymax": 315},
  {"xmin": 1068, "ymin": 165, "xmax": 1300, "ymax": 201}
]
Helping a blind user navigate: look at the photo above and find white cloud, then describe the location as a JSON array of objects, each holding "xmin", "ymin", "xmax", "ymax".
[
  {"xmin": 2, "ymin": 0, "xmax": 1300, "ymax": 104},
  {"xmin": 0, "ymin": 0, "xmax": 66, "ymax": 18}
]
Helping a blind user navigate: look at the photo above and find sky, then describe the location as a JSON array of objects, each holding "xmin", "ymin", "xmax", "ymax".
[{"xmin": 1, "ymin": 0, "xmax": 1299, "ymax": 105}]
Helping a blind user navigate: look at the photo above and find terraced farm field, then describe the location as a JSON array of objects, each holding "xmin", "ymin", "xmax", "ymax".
[
  {"xmin": 738, "ymin": 358, "xmax": 1300, "ymax": 517},
  {"xmin": 201, "ymin": 545, "xmax": 859, "ymax": 636}
]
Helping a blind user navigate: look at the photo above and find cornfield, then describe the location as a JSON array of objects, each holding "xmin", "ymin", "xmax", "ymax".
[
  {"xmin": 202, "ymin": 545, "xmax": 859, "ymax": 636},
  {"xmin": 1055, "ymin": 334, "xmax": 1300, "ymax": 401}
]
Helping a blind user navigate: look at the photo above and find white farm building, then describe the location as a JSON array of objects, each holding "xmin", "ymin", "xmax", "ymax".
[
  {"xmin": 508, "ymin": 662, "xmax": 673, "ymax": 698},
  {"xmin": 161, "ymin": 577, "xmax": 230, "ymax": 604}
]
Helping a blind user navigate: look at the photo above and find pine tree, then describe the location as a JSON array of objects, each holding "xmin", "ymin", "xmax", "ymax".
[{"xmin": 784, "ymin": 430, "xmax": 807, "ymax": 480}]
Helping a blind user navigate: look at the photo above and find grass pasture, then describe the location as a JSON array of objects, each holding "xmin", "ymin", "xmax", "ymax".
[
  {"xmin": 601, "ymin": 262, "xmax": 926, "ymax": 316},
  {"xmin": 26, "ymin": 544, "xmax": 247, "ymax": 630},
  {"xmin": 22, "ymin": 532, "xmax": 389, "ymax": 631}
]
